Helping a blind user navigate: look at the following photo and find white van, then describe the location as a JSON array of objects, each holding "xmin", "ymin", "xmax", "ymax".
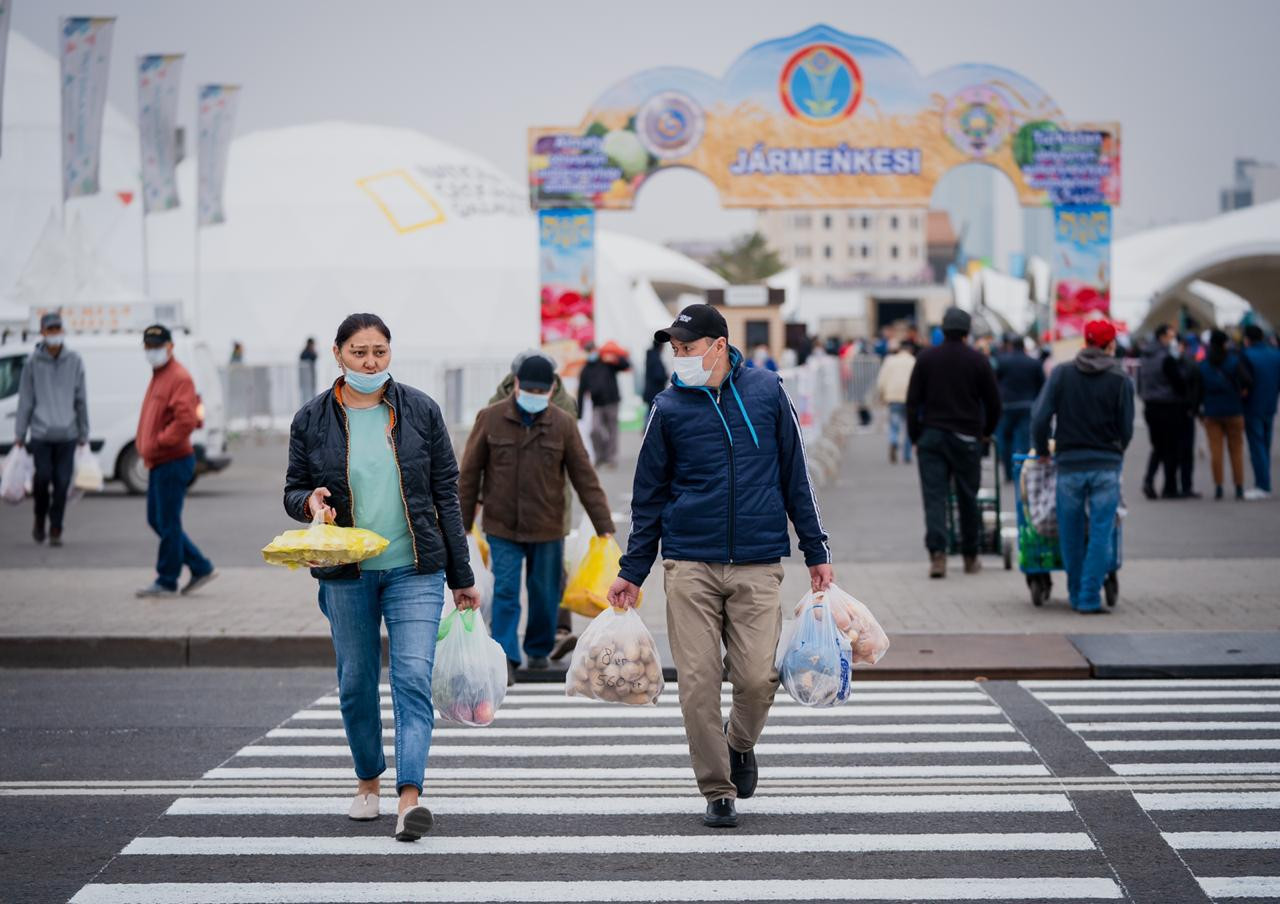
[{"xmin": 0, "ymin": 333, "xmax": 231, "ymax": 494}]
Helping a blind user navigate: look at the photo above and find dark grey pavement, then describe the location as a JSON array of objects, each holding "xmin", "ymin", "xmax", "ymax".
[{"xmin": 3, "ymin": 670, "xmax": 1279, "ymax": 903}]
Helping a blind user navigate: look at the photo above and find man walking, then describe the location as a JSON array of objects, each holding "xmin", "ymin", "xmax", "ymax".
[
  {"xmin": 875, "ymin": 340, "xmax": 916, "ymax": 464},
  {"xmin": 460, "ymin": 354, "xmax": 615, "ymax": 683},
  {"xmin": 607, "ymin": 303, "xmax": 833, "ymax": 830},
  {"xmin": 14, "ymin": 312, "xmax": 88, "ymax": 547},
  {"xmin": 1138, "ymin": 324, "xmax": 1185, "ymax": 499},
  {"xmin": 1242, "ymin": 325, "xmax": 1280, "ymax": 500},
  {"xmin": 1032, "ymin": 320, "xmax": 1134, "ymax": 614},
  {"xmin": 905, "ymin": 307, "xmax": 1001, "ymax": 579},
  {"xmin": 993, "ymin": 333, "xmax": 1045, "ymax": 482},
  {"xmin": 577, "ymin": 340, "xmax": 630, "ymax": 467},
  {"xmin": 135, "ymin": 325, "xmax": 218, "ymax": 598}
]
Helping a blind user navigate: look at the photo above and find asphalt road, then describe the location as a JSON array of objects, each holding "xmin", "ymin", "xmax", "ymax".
[
  {"xmin": 2, "ymin": 411, "xmax": 1278, "ymax": 573},
  {"xmin": 3, "ymin": 669, "xmax": 1279, "ymax": 903}
]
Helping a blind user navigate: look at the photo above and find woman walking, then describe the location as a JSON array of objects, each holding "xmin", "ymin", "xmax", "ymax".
[
  {"xmin": 284, "ymin": 313, "xmax": 479, "ymax": 841},
  {"xmin": 1198, "ymin": 329, "xmax": 1252, "ymax": 501}
]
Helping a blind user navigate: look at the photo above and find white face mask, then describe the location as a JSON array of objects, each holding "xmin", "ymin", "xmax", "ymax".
[
  {"xmin": 673, "ymin": 342, "xmax": 721, "ymax": 387},
  {"xmin": 145, "ymin": 348, "xmax": 170, "ymax": 369},
  {"xmin": 44, "ymin": 334, "xmax": 64, "ymax": 348}
]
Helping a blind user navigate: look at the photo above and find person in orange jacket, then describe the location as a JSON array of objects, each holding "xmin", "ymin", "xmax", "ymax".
[{"xmin": 134, "ymin": 324, "xmax": 218, "ymax": 598}]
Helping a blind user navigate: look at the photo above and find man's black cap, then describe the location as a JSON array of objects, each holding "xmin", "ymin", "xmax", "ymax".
[
  {"xmin": 656, "ymin": 303, "xmax": 728, "ymax": 344},
  {"xmin": 142, "ymin": 324, "xmax": 173, "ymax": 347},
  {"xmin": 941, "ymin": 307, "xmax": 972, "ymax": 335},
  {"xmin": 515, "ymin": 354, "xmax": 555, "ymax": 392},
  {"xmin": 40, "ymin": 312, "xmax": 63, "ymax": 331}
]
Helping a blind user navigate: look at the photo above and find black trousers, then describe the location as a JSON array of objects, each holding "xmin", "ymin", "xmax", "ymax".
[
  {"xmin": 29, "ymin": 439, "xmax": 76, "ymax": 531},
  {"xmin": 1143, "ymin": 402, "xmax": 1182, "ymax": 494},
  {"xmin": 916, "ymin": 428, "xmax": 981, "ymax": 556},
  {"xmin": 1178, "ymin": 407, "xmax": 1197, "ymax": 493}
]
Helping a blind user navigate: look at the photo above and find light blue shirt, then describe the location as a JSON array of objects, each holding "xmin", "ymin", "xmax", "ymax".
[{"xmin": 345, "ymin": 404, "xmax": 414, "ymax": 570}]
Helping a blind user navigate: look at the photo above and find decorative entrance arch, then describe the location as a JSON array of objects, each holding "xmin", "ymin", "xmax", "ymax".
[{"xmin": 528, "ymin": 24, "xmax": 1120, "ymax": 344}]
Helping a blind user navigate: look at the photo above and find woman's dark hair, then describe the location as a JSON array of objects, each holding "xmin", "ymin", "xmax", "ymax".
[
  {"xmin": 335, "ymin": 313, "xmax": 391, "ymax": 347},
  {"xmin": 1207, "ymin": 329, "xmax": 1229, "ymax": 367}
]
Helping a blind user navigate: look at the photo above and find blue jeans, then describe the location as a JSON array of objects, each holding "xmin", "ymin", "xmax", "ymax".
[
  {"xmin": 146, "ymin": 455, "xmax": 212, "ymax": 590},
  {"xmin": 887, "ymin": 403, "xmax": 912, "ymax": 463},
  {"xmin": 996, "ymin": 407, "xmax": 1032, "ymax": 482},
  {"xmin": 1055, "ymin": 469, "xmax": 1120, "ymax": 612},
  {"xmin": 1245, "ymin": 413, "xmax": 1274, "ymax": 493},
  {"xmin": 488, "ymin": 535, "xmax": 563, "ymax": 665},
  {"xmin": 318, "ymin": 566, "xmax": 445, "ymax": 793}
]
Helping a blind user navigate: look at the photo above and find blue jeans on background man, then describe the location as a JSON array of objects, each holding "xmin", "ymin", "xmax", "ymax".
[
  {"xmin": 488, "ymin": 535, "xmax": 564, "ymax": 665},
  {"xmin": 887, "ymin": 403, "xmax": 912, "ymax": 463},
  {"xmin": 318, "ymin": 566, "xmax": 445, "ymax": 793},
  {"xmin": 996, "ymin": 406, "xmax": 1032, "ymax": 482},
  {"xmin": 1055, "ymin": 468, "xmax": 1120, "ymax": 612},
  {"xmin": 145, "ymin": 454, "xmax": 213, "ymax": 590},
  {"xmin": 1245, "ymin": 413, "xmax": 1274, "ymax": 493}
]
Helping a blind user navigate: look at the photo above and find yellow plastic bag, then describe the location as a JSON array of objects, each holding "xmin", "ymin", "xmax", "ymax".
[
  {"xmin": 262, "ymin": 510, "xmax": 389, "ymax": 570},
  {"xmin": 561, "ymin": 535, "xmax": 640, "ymax": 617},
  {"xmin": 470, "ymin": 525, "xmax": 490, "ymax": 568}
]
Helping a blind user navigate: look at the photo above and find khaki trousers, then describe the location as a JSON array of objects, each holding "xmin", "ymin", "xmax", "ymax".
[{"xmin": 663, "ymin": 559, "xmax": 785, "ymax": 801}]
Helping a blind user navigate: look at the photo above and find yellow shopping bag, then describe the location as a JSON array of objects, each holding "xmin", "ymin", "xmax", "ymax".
[
  {"xmin": 262, "ymin": 511, "xmax": 389, "ymax": 570},
  {"xmin": 561, "ymin": 535, "xmax": 641, "ymax": 617},
  {"xmin": 470, "ymin": 525, "xmax": 490, "ymax": 568}
]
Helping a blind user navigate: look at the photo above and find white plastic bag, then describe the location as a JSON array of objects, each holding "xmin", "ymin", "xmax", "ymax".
[
  {"xmin": 1021, "ymin": 456, "xmax": 1058, "ymax": 538},
  {"xmin": 565, "ymin": 607, "xmax": 664, "ymax": 705},
  {"xmin": 465, "ymin": 533, "xmax": 495, "ymax": 624},
  {"xmin": 1, "ymin": 448, "xmax": 34, "ymax": 505},
  {"xmin": 562, "ymin": 512, "xmax": 593, "ymax": 574},
  {"xmin": 432, "ymin": 608, "xmax": 508, "ymax": 727},
  {"xmin": 73, "ymin": 445, "xmax": 105, "ymax": 493},
  {"xmin": 777, "ymin": 584, "xmax": 889, "ymax": 707}
]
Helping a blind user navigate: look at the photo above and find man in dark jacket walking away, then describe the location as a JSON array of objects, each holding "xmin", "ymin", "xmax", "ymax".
[
  {"xmin": 134, "ymin": 325, "xmax": 218, "ymax": 598},
  {"xmin": 1138, "ymin": 324, "xmax": 1187, "ymax": 499},
  {"xmin": 993, "ymin": 333, "xmax": 1045, "ymax": 483},
  {"xmin": 460, "ymin": 354, "xmax": 615, "ymax": 682},
  {"xmin": 577, "ymin": 341, "xmax": 631, "ymax": 467},
  {"xmin": 607, "ymin": 303, "xmax": 833, "ymax": 831},
  {"xmin": 1032, "ymin": 320, "xmax": 1134, "ymax": 614},
  {"xmin": 14, "ymin": 313, "xmax": 88, "ymax": 546},
  {"xmin": 905, "ymin": 307, "xmax": 1001, "ymax": 579},
  {"xmin": 642, "ymin": 337, "xmax": 668, "ymax": 409}
]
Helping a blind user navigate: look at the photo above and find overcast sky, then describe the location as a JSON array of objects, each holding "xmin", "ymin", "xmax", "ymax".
[{"xmin": 14, "ymin": 0, "xmax": 1280, "ymax": 244}]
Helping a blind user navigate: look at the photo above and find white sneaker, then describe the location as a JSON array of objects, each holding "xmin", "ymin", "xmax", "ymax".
[
  {"xmin": 394, "ymin": 805, "xmax": 433, "ymax": 842},
  {"xmin": 347, "ymin": 792, "xmax": 380, "ymax": 821},
  {"xmin": 1244, "ymin": 488, "xmax": 1272, "ymax": 501}
]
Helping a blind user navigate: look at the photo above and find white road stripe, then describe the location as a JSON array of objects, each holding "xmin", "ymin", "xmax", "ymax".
[
  {"xmin": 464, "ymin": 680, "xmax": 986, "ymax": 693},
  {"xmin": 314, "ymin": 691, "xmax": 991, "ymax": 706},
  {"xmin": 1165, "ymin": 831, "xmax": 1280, "ymax": 850},
  {"xmin": 121, "ymin": 831, "xmax": 1097, "ymax": 857},
  {"xmin": 1037, "ymin": 690, "xmax": 1280, "ymax": 700},
  {"xmin": 1113, "ymin": 762, "xmax": 1280, "ymax": 776},
  {"xmin": 1137, "ymin": 792, "xmax": 1280, "ymax": 810},
  {"xmin": 235, "ymin": 741, "xmax": 1032, "ymax": 758},
  {"xmin": 266, "ymin": 723, "xmax": 1017, "ymax": 740},
  {"xmin": 1069, "ymin": 722, "xmax": 1280, "ymax": 733},
  {"xmin": 288, "ymin": 705, "xmax": 1002, "ymax": 721},
  {"xmin": 203, "ymin": 764, "xmax": 1053, "ymax": 781},
  {"xmin": 1199, "ymin": 876, "xmax": 1280, "ymax": 898},
  {"xmin": 1024, "ymin": 679, "xmax": 1280, "ymax": 688},
  {"xmin": 1049, "ymin": 705, "xmax": 1280, "ymax": 715},
  {"xmin": 166, "ymin": 793, "xmax": 1076, "ymax": 816},
  {"xmin": 68, "ymin": 877, "xmax": 1125, "ymax": 903},
  {"xmin": 1089, "ymin": 739, "xmax": 1280, "ymax": 752}
]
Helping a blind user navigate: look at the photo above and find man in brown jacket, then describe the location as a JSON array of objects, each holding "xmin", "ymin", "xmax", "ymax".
[
  {"xmin": 134, "ymin": 325, "xmax": 217, "ymax": 598},
  {"xmin": 460, "ymin": 355, "xmax": 614, "ymax": 681}
]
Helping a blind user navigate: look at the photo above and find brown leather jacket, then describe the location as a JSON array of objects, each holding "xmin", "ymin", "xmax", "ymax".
[{"xmin": 459, "ymin": 397, "xmax": 615, "ymax": 543}]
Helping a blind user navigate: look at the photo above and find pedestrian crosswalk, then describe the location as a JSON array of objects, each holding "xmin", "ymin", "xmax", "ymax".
[{"xmin": 64, "ymin": 679, "xmax": 1280, "ymax": 903}]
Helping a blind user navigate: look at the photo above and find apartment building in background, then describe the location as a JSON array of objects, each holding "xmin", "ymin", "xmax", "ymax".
[{"xmin": 756, "ymin": 208, "xmax": 931, "ymax": 287}]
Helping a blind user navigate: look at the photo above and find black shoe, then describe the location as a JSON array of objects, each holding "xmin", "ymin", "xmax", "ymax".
[
  {"xmin": 1236, "ymin": 485, "xmax": 1245, "ymax": 501},
  {"xmin": 1179, "ymin": 489, "xmax": 1201, "ymax": 499},
  {"xmin": 1142, "ymin": 482, "xmax": 1157, "ymax": 500},
  {"xmin": 526, "ymin": 656, "xmax": 550, "ymax": 670},
  {"xmin": 725, "ymin": 722, "xmax": 758, "ymax": 799},
  {"xmin": 550, "ymin": 630, "xmax": 578, "ymax": 662},
  {"xmin": 49, "ymin": 529, "xmax": 63, "ymax": 547},
  {"xmin": 33, "ymin": 522, "xmax": 45, "ymax": 544},
  {"xmin": 703, "ymin": 798, "xmax": 738, "ymax": 828},
  {"xmin": 507, "ymin": 660, "xmax": 517, "ymax": 687},
  {"xmin": 1160, "ymin": 488, "xmax": 1179, "ymax": 499},
  {"xmin": 1215, "ymin": 485, "xmax": 1224, "ymax": 500}
]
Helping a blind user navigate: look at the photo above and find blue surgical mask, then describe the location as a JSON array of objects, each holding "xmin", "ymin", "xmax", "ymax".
[
  {"xmin": 516, "ymin": 390, "xmax": 550, "ymax": 414},
  {"xmin": 344, "ymin": 368, "xmax": 390, "ymax": 394},
  {"xmin": 588, "ymin": 352, "xmax": 600, "ymax": 362}
]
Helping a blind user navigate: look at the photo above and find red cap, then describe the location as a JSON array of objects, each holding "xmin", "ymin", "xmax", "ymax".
[{"xmin": 1084, "ymin": 319, "xmax": 1117, "ymax": 347}]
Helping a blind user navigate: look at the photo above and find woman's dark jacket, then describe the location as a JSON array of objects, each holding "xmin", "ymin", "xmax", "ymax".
[{"xmin": 284, "ymin": 377, "xmax": 474, "ymax": 587}]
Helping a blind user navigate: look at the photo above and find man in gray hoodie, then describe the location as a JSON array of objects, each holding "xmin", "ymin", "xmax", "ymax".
[{"xmin": 15, "ymin": 313, "xmax": 89, "ymax": 546}]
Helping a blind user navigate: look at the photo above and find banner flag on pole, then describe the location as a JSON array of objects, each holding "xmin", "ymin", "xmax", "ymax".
[
  {"xmin": 137, "ymin": 54, "xmax": 184, "ymax": 213},
  {"xmin": 197, "ymin": 84, "xmax": 240, "ymax": 226},
  {"xmin": 0, "ymin": 0, "xmax": 12, "ymax": 157},
  {"xmin": 60, "ymin": 16, "xmax": 116, "ymax": 199}
]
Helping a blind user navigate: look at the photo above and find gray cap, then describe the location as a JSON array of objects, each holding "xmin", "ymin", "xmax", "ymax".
[
  {"xmin": 941, "ymin": 307, "xmax": 972, "ymax": 335},
  {"xmin": 40, "ymin": 312, "xmax": 63, "ymax": 331}
]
